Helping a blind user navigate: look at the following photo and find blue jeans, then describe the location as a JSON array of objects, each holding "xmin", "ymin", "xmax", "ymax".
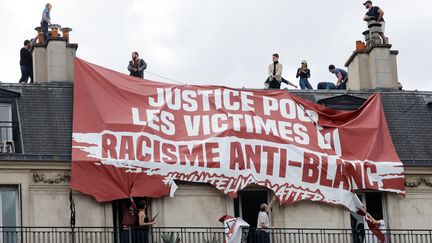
[
  {"xmin": 337, "ymin": 78, "xmax": 348, "ymax": 90},
  {"xmin": 41, "ymin": 21, "xmax": 49, "ymax": 42},
  {"xmin": 299, "ymin": 78, "xmax": 313, "ymax": 89}
]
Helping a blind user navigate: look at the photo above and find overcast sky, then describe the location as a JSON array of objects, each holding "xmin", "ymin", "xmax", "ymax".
[{"xmin": 1, "ymin": 0, "xmax": 431, "ymax": 91}]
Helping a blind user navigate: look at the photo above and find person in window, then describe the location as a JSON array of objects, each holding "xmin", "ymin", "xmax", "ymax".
[
  {"xmin": 355, "ymin": 223, "xmax": 366, "ymax": 243},
  {"xmin": 264, "ymin": 53, "xmax": 297, "ymax": 89},
  {"xmin": 19, "ymin": 40, "xmax": 33, "ymax": 84},
  {"xmin": 296, "ymin": 60, "xmax": 312, "ymax": 89},
  {"xmin": 256, "ymin": 195, "xmax": 276, "ymax": 243},
  {"xmin": 128, "ymin": 52, "xmax": 147, "ymax": 78},
  {"xmin": 121, "ymin": 198, "xmax": 137, "ymax": 243},
  {"xmin": 137, "ymin": 200, "xmax": 155, "ymax": 243},
  {"xmin": 40, "ymin": 3, "xmax": 52, "ymax": 42},
  {"xmin": 363, "ymin": 1, "xmax": 387, "ymax": 44},
  {"xmin": 328, "ymin": 64, "xmax": 348, "ymax": 90}
]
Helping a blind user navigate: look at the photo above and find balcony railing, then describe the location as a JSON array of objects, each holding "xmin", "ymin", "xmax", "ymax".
[
  {"xmin": 1, "ymin": 227, "xmax": 432, "ymax": 243},
  {"xmin": 0, "ymin": 121, "xmax": 18, "ymax": 154}
]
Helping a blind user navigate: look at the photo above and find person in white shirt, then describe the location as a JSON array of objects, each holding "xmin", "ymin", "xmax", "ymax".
[{"xmin": 256, "ymin": 195, "xmax": 276, "ymax": 243}]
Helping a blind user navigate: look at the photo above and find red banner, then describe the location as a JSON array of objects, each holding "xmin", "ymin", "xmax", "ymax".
[{"xmin": 71, "ymin": 58, "xmax": 405, "ymax": 214}]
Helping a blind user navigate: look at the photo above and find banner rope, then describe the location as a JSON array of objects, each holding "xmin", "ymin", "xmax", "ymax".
[{"xmin": 144, "ymin": 70, "xmax": 188, "ymax": 85}]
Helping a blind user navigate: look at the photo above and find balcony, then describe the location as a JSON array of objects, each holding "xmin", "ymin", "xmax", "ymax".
[
  {"xmin": 1, "ymin": 227, "xmax": 432, "ymax": 243},
  {"xmin": 0, "ymin": 121, "xmax": 18, "ymax": 154}
]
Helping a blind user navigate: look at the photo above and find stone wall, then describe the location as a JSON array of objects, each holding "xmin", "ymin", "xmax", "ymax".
[
  {"xmin": 1, "ymin": 162, "xmax": 432, "ymax": 229},
  {"xmin": 0, "ymin": 161, "xmax": 112, "ymax": 227},
  {"xmin": 386, "ymin": 170, "xmax": 432, "ymax": 229}
]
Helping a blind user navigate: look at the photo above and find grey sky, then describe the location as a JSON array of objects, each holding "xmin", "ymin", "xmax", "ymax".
[{"xmin": 1, "ymin": 0, "xmax": 431, "ymax": 91}]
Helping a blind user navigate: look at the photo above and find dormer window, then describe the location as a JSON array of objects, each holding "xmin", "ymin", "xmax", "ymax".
[
  {"xmin": 0, "ymin": 88, "xmax": 22, "ymax": 154},
  {"xmin": 0, "ymin": 103, "xmax": 14, "ymax": 153},
  {"xmin": 317, "ymin": 94, "xmax": 367, "ymax": 110}
]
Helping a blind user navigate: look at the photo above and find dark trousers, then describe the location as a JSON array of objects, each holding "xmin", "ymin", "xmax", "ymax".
[
  {"xmin": 121, "ymin": 229, "xmax": 133, "ymax": 243},
  {"xmin": 19, "ymin": 65, "xmax": 33, "ymax": 83},
  {"xmin": 337, "ymin": 78, "xmax": 349, "ymax": 90},
  {"xmin": 136, "ymin": 229, "xmax": 149, "ymax": 243},
  {"xmin": 256, "ymin": 230, "xmax": 270, "ymax": 243},
  {"xmin": 41, "ymin": 21, "xmax": 49, "ymax": 42},
  {"xmin": 265, "ymin": 77, "xmax": 289, "ymax": 89}
]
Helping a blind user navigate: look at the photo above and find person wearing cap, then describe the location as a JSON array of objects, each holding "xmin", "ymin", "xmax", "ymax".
[
  {"xmin": 264, "ymin": 53, "xmax": 298, "ymax": 90},
  {"xmin": 363, "ymin": 1, "xmax": 387, "ymax": 44},
  {"xmin": 328, "ymin": 64, "xmax": 348, "ymax": 90},
  {"xmin": 296, "ymin": 60, "xmax": 312, "ymax": 90}
]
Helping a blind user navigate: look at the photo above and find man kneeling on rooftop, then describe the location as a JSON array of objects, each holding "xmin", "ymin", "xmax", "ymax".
[
  {"xmin": 328, "ymin": 64, "xmax": 348, "ymax": 90},
  {"xmin": 264, "ymin": 53, "xmax": 297, "ymax": 90}
]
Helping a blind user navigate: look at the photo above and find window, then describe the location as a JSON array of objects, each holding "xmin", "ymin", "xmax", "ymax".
[
  {"xmin": 0, "ymin": 103, "xmax": 14, "ymax": 153},
  {"xmin": 350, "ymin": 192, "xmax": 386, "ymax": 243},
  {"xmin": 234, "ymin": 188, "xmax": 269, "ymax": 228},
  {"xmin": 0, "ymin": 187, "xmax": 19, "ymax": 243},
  {"xmin": 317, "ymin": 95, "xmax": 367, "ymax": 111}
]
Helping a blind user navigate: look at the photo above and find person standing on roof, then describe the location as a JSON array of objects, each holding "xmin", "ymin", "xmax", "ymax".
[
  {"xmin": 40, "ymin": 3, "xmax": 52, "ymax": 42},
  {"xmin": 128, "ymin": 52, "xmax": 147, "ymax": 78},
  {"xmin": 264, "ymin": 53, "xmax": 297, "ymax": 89},
  {"xmin": 363, "ymin": 1, "xmax": 387, "ymax": 44},
  {"xmin": 328, "ymin": 64, "xmax": 348, "ymax": 90},
  {"xmin": 19, "ymin": 40, "xmax": 33, "ymax": 84},
  {"xmin": 296, "ymin": 60, "xmax": 312, "ymax": 89}
]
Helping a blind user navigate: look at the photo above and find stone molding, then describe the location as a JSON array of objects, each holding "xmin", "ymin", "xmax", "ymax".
[
  {"xmin": 405, "ymin": 176, "xmax": 432, "ymax": 188},
  {"xmin": 32, "ymin": 172, "xmax": 71, "ymax": 184}
]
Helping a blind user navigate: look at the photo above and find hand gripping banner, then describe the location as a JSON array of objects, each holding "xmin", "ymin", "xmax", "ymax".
[{"xmin": 71, "ymin": 58, "xmax": 405, "ymax": 217}]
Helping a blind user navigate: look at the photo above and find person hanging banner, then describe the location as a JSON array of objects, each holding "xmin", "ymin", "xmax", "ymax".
[{"xmin": 71, "ymin": 58, "xmax": 405, "ymax": 218}]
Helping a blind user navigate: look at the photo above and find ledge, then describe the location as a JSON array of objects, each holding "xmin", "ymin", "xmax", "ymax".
[
  {"xmin": 345, "ymin": 44, "xmax": 396, "ymax": 67},
  {"xmin": 0, "ymin": 154, "xmax": 71, "ymax": 162}
]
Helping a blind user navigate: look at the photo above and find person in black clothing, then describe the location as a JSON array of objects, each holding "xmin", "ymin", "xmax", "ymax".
[
  {"xmin": 137, "ymin": 200, "xmax": 155, "ymax": 243},
  {"xmin": 128, "ymin": 52, "xmax": 147, "ymax": 78},
  {"xmin": 19, "ymin": 40, "xmax": 33, "ymax": 84},
  {"xmin": 296, "ymin": 60, "xmax": 312, "ymax": 89}
]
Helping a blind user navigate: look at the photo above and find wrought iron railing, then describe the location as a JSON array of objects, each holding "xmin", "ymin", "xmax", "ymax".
[
  {"xmin": 1, "ymin": 227, "xmax": 432, "ymax": 243},
  {"xmin": 0, "ymin": 121, "xmax": 18, "ymax": 154}
]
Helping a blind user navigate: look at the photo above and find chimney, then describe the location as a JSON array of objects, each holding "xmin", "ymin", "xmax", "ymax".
[
  {"xmin": 32, "ymin": 26, "xmax": 78, "ymax": 83},
  {"xmin": 345, "ymin": 20, "xmax": 399, "ymax": 90}
]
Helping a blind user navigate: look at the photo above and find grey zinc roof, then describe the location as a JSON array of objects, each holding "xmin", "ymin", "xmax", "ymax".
[
  {"xmin": 0, "ymin": 83, "xmax": 431, "ymax": 166},
  {"xmin": 0, "ymin": 83, "xmax": 73, "ymax": 161},
  {"xmin": 292, "ymin": 90, "xmax": 432, "ymax": 166},
  {"xmin": 18, "ymin": 83, "xmax": 73, "ymax": 156}
]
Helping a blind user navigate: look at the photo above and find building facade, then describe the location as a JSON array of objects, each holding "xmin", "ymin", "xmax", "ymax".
[{"xmin": 0, "ymin": 38, "xmax": 431, "ymax": 242}]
